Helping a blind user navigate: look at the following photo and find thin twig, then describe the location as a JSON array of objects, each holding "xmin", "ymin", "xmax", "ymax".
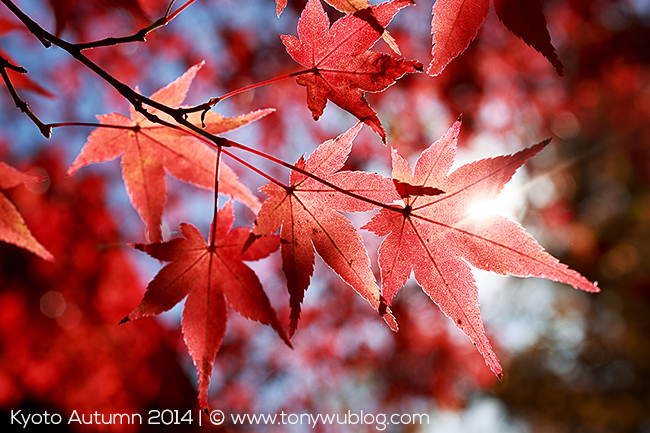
[
  {"xmin": 47, "ymin": 121, "xmax": 138, "ymax": 130},
  {"xmin": 74, "ymin": 0, "xmax": 197, "ymax": 50},
  {"xmin": 0, "ymin": 54, "xmax": 51, "ymax": 137}
]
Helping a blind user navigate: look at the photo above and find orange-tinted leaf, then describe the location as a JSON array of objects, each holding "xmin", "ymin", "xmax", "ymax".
[
  {"xmin": 428, "ymin": 0, "xmax": 490, "ymax": 76},
  {"xmin": 281, "ymin": 0, "xmax": 422, "ymax": 142},
  {"xmin": 254, "ymin": 123, "xmax": 399, "ymax": 336},
  {"xmin": 363, "ymin": 120, "xmax": 598, "ymax": 377},
  {"xmin": 125, "ymin": 201, "xmax": 288, "ymax": 410},
  {"xmin": 0, "ymin": 162, "xmax": 53, "ymax": 261},
  {"xmin": 68, "ymin": 62, "xmax": 270, "ymax": 242},
  {"xmin": 494, "ymin": 0, "xmax": 564, "ymax": 75}
]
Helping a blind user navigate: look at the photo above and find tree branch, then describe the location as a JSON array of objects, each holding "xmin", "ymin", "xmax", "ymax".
[
  {"xmin": 0, "ymin": 0, "xmax": 215, "ymax": 143},
  {"xmin": 2, "ymin": 0, "xmax": 400, "ymax": 217}
]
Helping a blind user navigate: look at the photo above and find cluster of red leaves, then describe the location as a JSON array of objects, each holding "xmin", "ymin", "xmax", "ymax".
[
  {"xmin": 429, "ymin": 0, "xmax": 563, "ymax": 76},
  {"xmin": 0, "ymin": 0, "xmax": 601, "ymax": 412},
  {"xmin": 278, "ymin": 0, "xmax": 563, "ymax": 77}
]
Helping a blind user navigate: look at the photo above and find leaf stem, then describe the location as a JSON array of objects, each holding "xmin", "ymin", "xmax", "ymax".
[
  {"xmin": 221, "ymin": 149, "xmax": 287, "ymax": 189},
  {"xmin": 209, "ymin": 146, "xmax": 223, "ymax": 248},
  {"xmin": 216, "ymin": 69, "xmax": 314, "ymax": 102}
]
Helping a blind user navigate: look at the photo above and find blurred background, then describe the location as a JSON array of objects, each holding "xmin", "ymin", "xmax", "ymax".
[{"xmin": 1, "ymin": 0, "xmax": 649, "ymax": 431}]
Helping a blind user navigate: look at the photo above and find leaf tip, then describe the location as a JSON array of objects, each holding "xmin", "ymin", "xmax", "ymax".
[
  {"xmin": 65, "ymin": 166, "xmax": 77, "ymax": 177},
  {"xmin": 379, "ymin": 296, "xmax": 399, "ymax": 331},
  {"xmin": 426, "ymin": 60, "xmax": 445, "ymax": 77},
  {"xmin": 382, "ymin": 313, "xmax": 399, "ymax": 332},
  {"xmin": 35, "ymin": 247, "xmax": 55, "ymax": 262},
  {"xmin": 277, "ymin": 326, "xmax": 294, "ymax": 349}
]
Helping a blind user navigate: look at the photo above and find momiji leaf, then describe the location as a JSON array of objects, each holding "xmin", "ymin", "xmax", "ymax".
[
  {"xmin": 494, "ymin": 0, "xmax": 564, "ymax": 76},
  {"xmin": 363, "ymin": 120, "xmax": 599, "ymax": 377},
  {"xmin": 253, "ymin": 123, "xmax": 400, "ymax": 337},
  {"xmin": 123, "ymin": 201, "xmax": 289, "ymax": 410},
  {"xmin": 428, "ymin": 0, "xmax": 490, "ymax": 76},
  {"xmin": 67, "ymin": 61, "xmax": 270, "ymax": 242},
  {"xmin": 0, "ymin": 162, "xmax": 53, "ymax": 261},
  {"xmin": 281, "ymin": 0, "xmax": 422, "ymax": 142}
]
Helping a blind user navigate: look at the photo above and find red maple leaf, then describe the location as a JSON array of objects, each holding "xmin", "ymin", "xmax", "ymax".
[
  {"xmin": 0, "ymin": 161, "xmax": 53, "ymax": 261},
  {"xmin": 122, "ymin": 200, "xmax": 289, "ymax": 410},
  {"xmin": 281, "ymin": 0, "xmax": 422, "ymax": 142},
  {"xmin": 428, "ymin": 0, "xmax": 490, "ymax": 76},
  {"xmin": 494, "ymin": 0, "xmax": 564, "ymax": 75},
  {"xmin": 363, "ymin": 120, "xmax": 599, "ymax": 376},
  {"xmin": 67, "ymin": 62, "xmax": 270, "ymax": 242},
  {"xmin": 253, "ymin": 123, "xmax": 399, "ymax": 337}
]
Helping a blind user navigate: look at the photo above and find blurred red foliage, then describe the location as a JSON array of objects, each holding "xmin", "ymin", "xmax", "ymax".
[{"xmin": 0, "ymin": 151, "xmax": 197, "ymax": 431}]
